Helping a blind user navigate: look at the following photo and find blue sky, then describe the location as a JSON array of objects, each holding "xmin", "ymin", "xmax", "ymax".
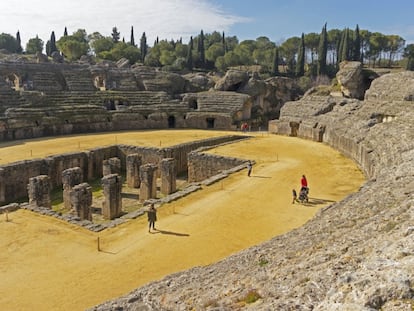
[{"xmin": 1, "ymin": 0, "xmax": 413, "ymax": 48}]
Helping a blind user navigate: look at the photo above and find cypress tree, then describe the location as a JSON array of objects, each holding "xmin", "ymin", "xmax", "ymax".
[
  {"xmin": 16, "ymin": 30, "xmax": 23, "ymax": 53},
  {"xmin": 197, "ymin": 30, "xmax": 205, "ymax": 68},
  {"xmin": 222, "ymin": 31, "xmax": 226, "ymax": 53},
  {"xmin": 47, "ymin": 31, "xmax": 57, "ymax": 56},
  {"xmin": 341, "ymin": 28, "xmax": 350, "ymax": 62},
  {"xmin": 186, "ymin": 36, "xmax": 193, "ymax": 71},
  {"xmin": 130, "ymin": 26, "xmax": 135, "ymax": 46},
  {"xmin": 295, "ymin": 33, "xmax": 305, "ymax": 77},
  {"xmin": 140, "ymin": 32, "xmax": 147, "ymax": 63},
  {"xmin": 353, "ymin": 24, "xmax": 361, "ymax": 61},
  {"xmin": 317, "ymin": 23, "xmax": 328, "ymax": 76},
  {"xmin": 272, "ymin": 47, "xmax": 279, "ymax": 76},
  {"xmin": 63, "ymin": 27, "xmax": 68, "ymax": 36}
]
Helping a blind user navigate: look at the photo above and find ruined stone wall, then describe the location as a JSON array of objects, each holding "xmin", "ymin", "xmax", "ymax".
[
  {"xmin": 0, "ymin": 145, "xmax": 118, "ymax": 204},
  {"xmin": 187, "ymin": 152, "xmax": 246, "ymax": 182},
  {"xmin": 0, "ymin": 136, "xmax": 247, "ymax": 204},
  {"xmin": 163, "ymin": 135, "xmax": 249, "ymax": 174}
]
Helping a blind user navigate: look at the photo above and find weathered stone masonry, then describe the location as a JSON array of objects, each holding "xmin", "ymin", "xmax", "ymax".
[
  {"xmin": 27, "ymin": 175, "xmax": 51, "ymax": 208},
  {"xmin": 0, "ymin": 135, "xmax": 249, "ymax": 205},
  {"xmin": 62, "ymin": 167, "xmax": 83, "ymax": 210}
]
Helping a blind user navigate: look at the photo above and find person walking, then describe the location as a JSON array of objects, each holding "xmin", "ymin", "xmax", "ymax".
[
  {"xmin": 247, "ymin": 161, "xmax": 252, "ymax": 177},
  {"xmin": 292, "ymin": 189, "xmax": 297, "ymax": 204},
  {"xmin": 147, "ymin": 203, "xmax": 157, "ymax": 233}
]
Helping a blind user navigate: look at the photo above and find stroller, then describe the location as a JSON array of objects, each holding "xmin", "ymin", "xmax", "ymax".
[{"xmin": 298, "ymin": 187, "xmax": 309, "ymax": 203}]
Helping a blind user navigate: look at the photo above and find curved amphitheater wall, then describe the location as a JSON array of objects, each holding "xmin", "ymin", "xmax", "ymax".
[{"xmin": 91, "ymin": 71, "xmax": 414, "ymax": 310}]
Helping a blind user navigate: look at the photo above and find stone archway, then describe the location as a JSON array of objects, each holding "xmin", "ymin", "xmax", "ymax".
[
  {"xmin": 168, "ymin": 116, "xmax": 176, "ymax": 128},
  {"xmin": 206, "ymin": 118, "xmax": 215, "ymax": 129},
  {"xmin": 5, "ymin": 73, "xmax": 20, "ymax": 90},
  {"xmin": 93, "ymin": 75, "xmax": 106, "ymax": 91}
]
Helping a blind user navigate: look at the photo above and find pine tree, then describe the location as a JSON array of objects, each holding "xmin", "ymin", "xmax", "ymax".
[
  {"xmin": 140, "ymin": 32, "xmax": 147, "ymax": 62},
  {"xmin": 63, "ymin": 27, "xmax": 68, "ymax": 36},
  {"xmin": 111, "ymin": 26, "xmax": 120, "ymax": 43},
  {"xmin": 186, "ymin": 36, "xmax": 193, "ymax": 71},
  {"xmin": 197, "ymin": 30, "xmax": 205, "ymax": 68},
  {"xmin": 130, "ymin": 26, "xmax": 135, "ymax": 46},
  {"xmin": 272, "ymin": 47, "xmax": 279, "ymax": 76},
  {"xmin": 295, "ymin": 33, "xmax": 305, "ymax": 77},
  {"xmin": 317, "ymin": 23, "xmax": 328, "ymax": 76},
  {"xmin": 353, "ymin": 25, "xmax": 361, "ymax": 61},
  {"xmin": 16, "ymin": 30, "xmax": 23, "ymax": 53}
]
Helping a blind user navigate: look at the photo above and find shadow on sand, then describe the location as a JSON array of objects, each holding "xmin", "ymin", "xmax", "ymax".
[
  {"xmin": 296, "ymin": 196, "xmax": 336, "ymax": 207},
  {"xmin": 151, "ymin": 229, "xmax": 190, "ymax": 237}
]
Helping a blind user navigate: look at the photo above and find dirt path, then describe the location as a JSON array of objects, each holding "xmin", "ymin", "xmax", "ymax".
[{"xmin": 0, "ymin": 130, "xmax": 365, "ymax": 310}]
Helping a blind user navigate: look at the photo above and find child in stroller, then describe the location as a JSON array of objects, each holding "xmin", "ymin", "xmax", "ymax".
[{"xmin": 298, "ymin": 186, "xmax": 309, "ymax": 203}]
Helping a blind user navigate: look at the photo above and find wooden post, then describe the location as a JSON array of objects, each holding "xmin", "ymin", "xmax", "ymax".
[
  {"xmin": 97, "ymin": 237, "xmax": 101, "ymax": 252},
  {"xmin": 5, "ymin": 211, "xmax": 9, "ymax": 222}
]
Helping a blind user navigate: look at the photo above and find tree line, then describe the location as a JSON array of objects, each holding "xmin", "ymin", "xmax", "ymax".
[{"xmin": 1, "ymin": 24, "xmax": 413, "ymax": 77}]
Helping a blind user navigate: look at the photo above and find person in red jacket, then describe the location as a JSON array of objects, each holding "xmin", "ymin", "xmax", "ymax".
[{"xmin": 301, "ymin": 174, "xmax": 308, "ymax": 190}]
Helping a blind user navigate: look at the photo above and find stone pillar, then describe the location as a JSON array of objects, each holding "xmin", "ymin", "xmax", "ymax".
[
  {"xmin": 139, "ymin": 164, "xmax": 158, "ymax": 202},
  {"xmin": 103, "ymin": 157, "xmax": 121, "ymax": 176},
  {"xmin": 126, "ymin": 154, "xmax": 142, "ymax": 188},
  {"xmin": 70, "ymin": 183, "xmax": 92, "ymax": 221},
  {"xmin": 101, "ymin": 173, "xmax": 122, "ymax": 220},
  {"xmin": 27, "ymin": 175, "xmax": 51, "ymax": 208},
  {"xmin": 62, "ymin": 167, "xmax": 83, "ymax": 210},
  {"xmin": 160, "ymin": 158, "xmax": 176, "ymax": 195}
]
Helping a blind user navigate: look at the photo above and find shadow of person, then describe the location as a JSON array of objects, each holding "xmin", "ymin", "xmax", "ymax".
[{"xmin": 152, "ymin": 229, "xmax": 190, "ymax": 237}]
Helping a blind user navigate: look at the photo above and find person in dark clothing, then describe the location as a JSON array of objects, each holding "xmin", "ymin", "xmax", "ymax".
[
  {"xmin": 147, "ymin": 203, "xmax": 157, "ymax": 232},
  {"xmin": 247, "ymin": 161, "xmax": 252, "ymax": 177}
]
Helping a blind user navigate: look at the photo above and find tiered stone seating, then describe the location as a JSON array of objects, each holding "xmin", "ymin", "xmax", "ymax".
[
  {"xmin": 62, "ymin": 69, "xmax": 96, "ymax": 92},
  {"xmin": 31, "ymin": 71, "xmax": 65, "ymax": 91}
]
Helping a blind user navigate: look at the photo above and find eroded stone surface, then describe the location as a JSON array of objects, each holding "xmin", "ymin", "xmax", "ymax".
[{"xmin": 91, "ymin": 72, "xmax": 414, "ymax": 310}]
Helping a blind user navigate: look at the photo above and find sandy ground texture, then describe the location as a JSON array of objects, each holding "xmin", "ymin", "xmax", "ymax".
[{"xmin": 0, "ymin": 130, "xmax": 365, "ymax": 310}]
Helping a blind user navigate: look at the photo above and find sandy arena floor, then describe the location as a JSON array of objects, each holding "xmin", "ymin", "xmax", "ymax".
[{"xmin": 0, "ymin": 130, "xmax": 365, "ymax": 310}]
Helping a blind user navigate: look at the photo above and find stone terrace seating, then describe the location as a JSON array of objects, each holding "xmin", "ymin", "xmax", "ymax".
[{"xmin": 62, "ymin": 70, "xmax": 96, "ymax": 92}]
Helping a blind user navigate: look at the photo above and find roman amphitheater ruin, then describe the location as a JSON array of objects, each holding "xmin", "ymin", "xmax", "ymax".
[{"xmin": 0, "ymin": 57, "xmax": 413, "ymax": 310}]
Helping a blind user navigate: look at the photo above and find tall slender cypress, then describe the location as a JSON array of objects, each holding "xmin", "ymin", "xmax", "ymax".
[
  {"xmin": 16, "ymin": 30, "xmax": 23, "ymax": 53},
  {"xmin": 353, "ymin": 25, "xmax": 361, "ymax": 61},
  {"xmin": 63, "ymin": 27, "xmax": 68, "ymax": 36},
  {"xmin": 317, "ymin": 23, "xmax": 328, "ymax": 76},
  {"xmin": 130, "ymin": 26, "xmax": 135, "ymax": 46},
  {"xmin": 197, "ymin": 30, "xmax": 205, "ymax": 68},
  {"xmin": 341, "ymin": 28, "xmax": 350, "ymax": 62},
  {"xmin": 186, "ymin": 36, "xmax": 193, "ymax": 71},
  {"xmin": 140, "ymin": 32, "xmax": 147, "ymax": 63},
  {"xmin": 295, "ymin": 33, "xmax": 305, "ymax": 77},
  {"xmin": 272, "ymin": 47, "xmax": 279, "ymax": 76},
  {"xmin": 222, "ymin": 31, "xmax": 226, "ymax": 53},
  {"xmin": 48, "ymin": 31, "xmax": 57, "ymax": 56}
]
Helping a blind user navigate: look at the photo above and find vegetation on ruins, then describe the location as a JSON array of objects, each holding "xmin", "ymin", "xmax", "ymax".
[{"xmin": 0, "ymin": 23, "xmax": 411, "ymax": 78}]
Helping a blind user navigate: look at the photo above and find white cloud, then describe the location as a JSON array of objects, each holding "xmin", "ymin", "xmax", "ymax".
[{"xmin": 0, "ymin": 0, "xmax": 249, "ymax": 48}]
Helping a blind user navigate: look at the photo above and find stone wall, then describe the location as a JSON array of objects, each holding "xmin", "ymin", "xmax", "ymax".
[
  {"xmin": 91, "ymin": 72, "xmax": 414, "ymax": 311},
  {"xmin": 0, "ymin": 136, "xmax": 247, "ymax": 204},
  {"xmin": 0, "ymin": 145, "xmax": 117, "ymax": 204},
  {"xmin": 187, "ymin": 152, "xmax": 247, "ymax": 182}
]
